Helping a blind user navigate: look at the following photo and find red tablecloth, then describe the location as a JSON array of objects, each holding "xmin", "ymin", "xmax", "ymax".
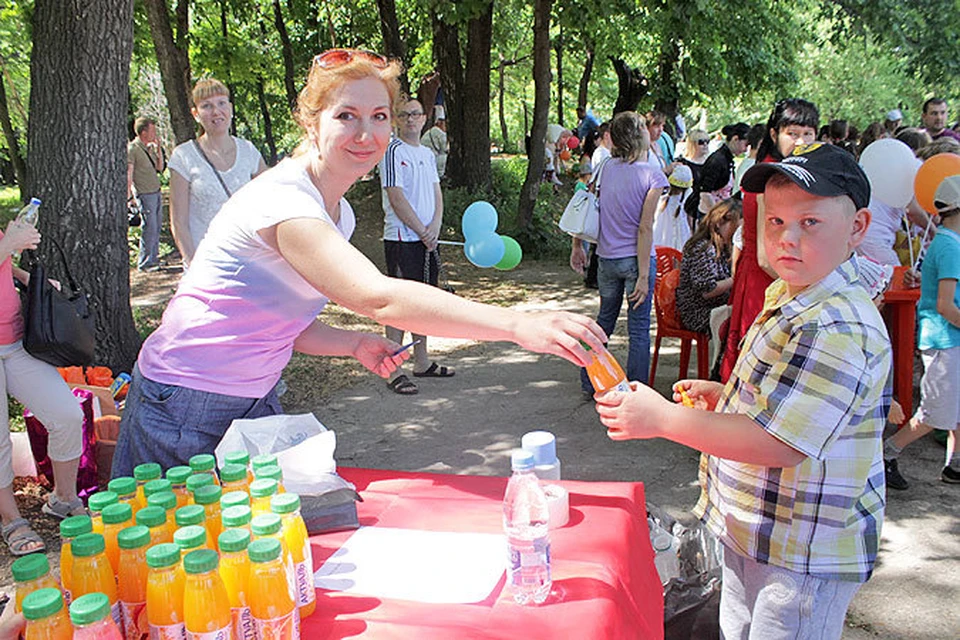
[{"xmin": 303, "ymin": 467, "xmax": 664, "ymax": 639}]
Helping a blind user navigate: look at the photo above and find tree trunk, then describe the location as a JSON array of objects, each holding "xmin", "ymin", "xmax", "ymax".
[
  {"xmin": 518, "ymin": 0, "xmax": 552, "ymax": 230},
  {"xmin": 497, "ymin": 55, "xmax": 509, "ymax": 149},
  {"xmin": 143, "ymin": 0, "xmax": 194, "ymax": 144},
  {"xmin": 27, "ymin": 0, "xmax": 140, "ymax": 371},
  {"xmin": 256, "ymin": 75, "xmax": 278, "ymax": 165},
  {"xmin": 611, "ymin": 57, "xmax": 648, "ymax": 115},
  {"xmin": 272, "ymin": 0, "xmax": 299, "ymax": 111},
  {"xmin": 460, "ymin": 2, "xmax": 493, "ymax": 190},
  {"xmin": 374, "ymin": 0, "xmax": 410, "ymax": 95},
  {"xmin": 431, "ymin": 10, "xmax": 463, "ymax": 186},
  {"xmin": 577, "ymin": 48, "xmax": 593, "ymax": 111},
  {"xmin": 0, "ymin": 73, "xmax": 26, "ymax": 188},
  {"xmin": 554, "ymin": 31, "xmax": 563, "ymax": 126}
]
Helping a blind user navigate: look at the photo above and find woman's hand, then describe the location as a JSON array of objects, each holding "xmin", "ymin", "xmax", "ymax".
[
  {"xmin": 595, "ymin": 381, "xmax": 669, "ymax": 440},
  {"xmin": 671, "ymin": 379, "xmax": 724, "ymax": 412},
  {"xmin": 512, "ymin": 310, "xmax": 606, "ymax": 367},
  {"xmin": 627, "ymin": 275, "xmax": 649, "ymax": 309},
  {"xmin": 1, "ymin": 220, "xmax": 40, "ymax": 257},
  {"xmin": 570, "ymin": 241, "xmax": 587, "ymax": 275},
  {"xmin": 352, "ymin": 333, "xmax": 410, "ymax": 378}
]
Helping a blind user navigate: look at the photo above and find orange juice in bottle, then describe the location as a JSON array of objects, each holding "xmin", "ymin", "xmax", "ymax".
[
  {"xmin": 250, "ymin": 454, "xmax": 277, "ymax": 476},
  {"xmin": 249, "ymin": 479, "xmax": 278, "ymax": 518},
  {"xmin": 175, "ymin": 504, "xmax": 213, "ymax": 548},
  {"xmin": 193, "ymin": 484, "xmax": 223, "ymax": 547},
  {"xmin": 254, "ymin": 465, "xmax": 285, "ymax": 493},
  {"xmin": 219, "ymin": 463, "xmax": 249, "ymax": 496},
  {"xmin": 147, "ymin": 490, "xmax": 180, "ymax": 543},
  {"xmin": 133, "ymin": 463, "xmax": 162, "ymax": 510},
  {"xmin": 136, "ymin": 505, "xmax": 172, "ymax": 545},
  {"xmin": 271, "ymin": 494, "xmax": 315, "ymax": 619},
  {"xmin": 58, "ymin": 514, "xmax": 92, "ymax": 606},
  {"xmin": 108, "ymin": 477, "xmax": 139, "ymax": 516},
  {"xmin": 101, "ymin": 502, "xmax": 133, "ymax": 578},
  {"xmin": 69, "ymin": 592, "xmax": 124, "ymax": 640},
  {"xmin": 221, "ymin": 491, "xmax": 250, "ymax": 512},
  {"xmin": 87, "ymin": 490, "xmax": 118, "ymax": 536},
  {"xmin": 247, "ymin": 538, "xmax": 298, "ymax": 640},
  {"xmin": 22, "ymin": 587, "xmax": 72, "ymax": 640},
  {"xmin": 174, "ymin": 525, "xmax": 209, "ymax": 556},
  {"xmin": 582, "ymin": 342, "xmax": 630, "ymax": 394},
  {"xmin": 251, "ymin": 513, "xmax": 296, "ymax": 600},
  {"xmin": 145, "ymin": 543, "xmax": 186, "ymax": 640},
  {"xmin": 70, "ymin": 533, "xmax": 121, "ymax": 628},
  {"xmin": 186, "ymin": 474, "xmax": 214, "ymax": 505},
  {"xmin": 189, "ymin": 454, "xmax": 220, "ymax": 486},
  {"xmin": 218, "ymin": 529, "xmax": 255, "ymax": 640},
  {"xmin": 116, "ymin": 525, "xmax": 150, "ymax": 640},
  {"xmin": 144, "ymin": 478, "xmax": 173, "ymax": 501},
  {"xmin": 221, "ymin": 506, "xmax": 252, "ymax": 535},
  {"xmin": 12, "ymin": 554, "xmax": 60, "ymax": 614},
  {"xmin": 224, "ymin": 450, "xmax": 254, "ymax": 485},
  {"xmin": 166, "ymin": 466, "xmax": 193, "ymax": 508},
  {"xmin": 183, "ymin": 549, "xmax": 232, "ymax": 639}
]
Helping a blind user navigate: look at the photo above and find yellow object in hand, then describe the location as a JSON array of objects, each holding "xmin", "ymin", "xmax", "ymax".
[{"xmin": 679, "ymin": 387, "xmax": 695, "ymax": 408}]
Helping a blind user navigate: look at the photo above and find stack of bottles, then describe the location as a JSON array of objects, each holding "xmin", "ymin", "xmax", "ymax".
[{"xmin": 13, "ymin": 451, "xmax": 314, "ymax": 640}]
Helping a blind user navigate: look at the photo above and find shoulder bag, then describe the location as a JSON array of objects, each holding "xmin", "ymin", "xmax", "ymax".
[{"xmin": 558, "ymin": 157, "xmax": 607, "ymax": 244}]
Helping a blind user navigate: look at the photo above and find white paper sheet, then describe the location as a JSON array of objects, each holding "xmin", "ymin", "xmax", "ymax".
[{"xmin": 314, "ymin": 526, "xmax": 506, "ymax": 604}]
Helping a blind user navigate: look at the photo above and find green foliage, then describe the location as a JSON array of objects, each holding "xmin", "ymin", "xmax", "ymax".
[
  {"xmin": 0, "ymin": 0, "xmax": 32, "ymax": 164},
  {"xmin": 0, "ymin": 185, "xmax": 20, "ymax": 223}
]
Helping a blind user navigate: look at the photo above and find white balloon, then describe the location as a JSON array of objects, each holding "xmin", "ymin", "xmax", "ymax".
[{"xmin": 859, "ymin": 139, "xmax": 920, "ymax": 208}]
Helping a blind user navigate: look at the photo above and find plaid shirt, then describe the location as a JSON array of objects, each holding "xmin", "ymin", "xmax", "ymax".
[{"xmin": 694, "ymin": 256, "xmax": 891, "ymax": 582}]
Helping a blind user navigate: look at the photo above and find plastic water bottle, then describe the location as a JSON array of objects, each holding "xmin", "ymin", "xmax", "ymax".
[
  {"xmin": 649, "ymin": 518, "xmax": 680, "ymax": 585},
  {"xmin": 15, "ymin": 197, "xmax": 41, "ymax": 227},
  {"xmin": 503, "ymin": 449, "xmax": 551, "ymax": 605}
]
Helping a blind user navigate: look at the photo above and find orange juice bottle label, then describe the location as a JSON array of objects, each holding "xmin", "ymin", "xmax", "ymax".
[
  {"xmin": 186, "ymin": 626, "xmax": 231, "ymax": 640},
  {"xmin": 254, "ymin": 611, "xmax": 298, "ymax": 640},
  {"xmin": 149, "ymin": 623, "xmax": 187, "ymax": 640},
  {"xmin": 121, "ymin": 601, "xmax": 148, "ymax": 640},
  {"xmin": 62, "ymin": 589, "xmax": 72, "ymax": 607},
  {"xmin": 112, "ymin": 602, "xmax": 124, "ymax": 630},
  {"xmin": 231, "ymin": 607, "xmax": 256, "ymax": 640},
  {"xmin": 293, "ymin": 561, "xmax": 315, "ymax": 608},
  {"xmin": 612, "ymin": 380, "xmax": 630, "ymax": 392}
]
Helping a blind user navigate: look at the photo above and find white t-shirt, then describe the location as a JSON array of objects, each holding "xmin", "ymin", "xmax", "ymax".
[
  {"xmin": 858, "ymin": 198, "xmax": 904, "ymax": 266},
  {"xmin": 379, "ymin": 138, "xmax": 439, "ymax": 242},
  {"xmin": 592, "ymin": 146, "xmax": 611, "ymax": 168},
  {"xmin": 168, "ymin": 136, "xmax": 263, "ymax": 250}
]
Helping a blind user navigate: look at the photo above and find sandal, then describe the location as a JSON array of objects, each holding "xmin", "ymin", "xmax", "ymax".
[
  {"xmin": 412, "ymin": 362, "xmax": 456, "ymax": 378},
  {"xmin": 42, "ymin": 494, "xmax": 88, "ymax": 520},
  {"xmin": 387, "ymin": 374, "xmax": 419, "ymax": 395},
  {"xmin": 2, "ymin": 518, "xmax": 46, "ymax": 556}
]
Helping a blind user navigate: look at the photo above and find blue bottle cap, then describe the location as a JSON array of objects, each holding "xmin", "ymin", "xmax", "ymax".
[
  {"xmin": 510, "ymin": 449, "xmax": 535, "ymax": 472},
  {"xmin": 521, "ymin": 431, "xmax": 557, "ymax": 466}
]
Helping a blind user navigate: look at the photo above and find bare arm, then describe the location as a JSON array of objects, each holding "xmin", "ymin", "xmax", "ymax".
[
  {"xmin": 937, "ymin": 278, "xmax": 960, "ymax": 328},
  {"xmin": 169, "ymin": 169, "xmax": 196, "ymax": 265},
  {"xmin": 703, "ymin": 276, "xmax": 734, "ymax": 300},
  {"xmin": 627, "ymin": 187, "xmax": 662, "ymax": 309},
  {"xmin": 293, "ymin": 319, "xmax": 408, "ymax": 378}
]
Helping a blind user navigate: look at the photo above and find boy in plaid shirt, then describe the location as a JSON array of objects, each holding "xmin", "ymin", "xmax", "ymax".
[{"xmin": 597, "ymin": 143, "xmax": 891, "ymax": 638}]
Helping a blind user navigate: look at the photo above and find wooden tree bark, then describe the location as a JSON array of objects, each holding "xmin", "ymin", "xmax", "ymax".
[
  {"xmin": 374, "ymin": 0, "xmax": 410, "ymax": 95},
  {"xmin": 0, "ymin": 73, "xmax": 26, "ymax": 188},
  {"xmin": 554, "ymin": 32, "xmax": 564, "ymax": 126},
  {"xmin": 611, "ymin": 57, "xmax": 648, "ymax": 115},
  {"xmin": 27, "ymin": 0, "xmax": 140, "ymax": 371},
  {"xmin": 497, "ymin": 55, "xmax": 510, "ymax": 149},
  {"xmin": 143, "ymin": 0, "xmax": 194, "ymax": 144},
  {"xmin": 256, "ymin": 75, "xmax": 278, "ymax": 164},
  {"xmin": 577, "ymin": 48, "xmax": 594, "ymax": 111},
  {"xmin": 653, "ymin": 38, "xmax": 681, "ymax": 122},
  {"xmin": 518, "ymin": 0, "xmax": 553, "ymax": 230},
  {"xmin": 272, "ymin": 0, "xmax": 299, "ymax": 110}
]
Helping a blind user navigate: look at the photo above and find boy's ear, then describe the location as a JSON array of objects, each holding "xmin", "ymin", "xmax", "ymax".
[{"xmin": 849, "ymin": 207, "xmax": 871, "ymax": 248}]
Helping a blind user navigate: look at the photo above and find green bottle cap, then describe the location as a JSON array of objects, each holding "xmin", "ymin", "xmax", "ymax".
[
  {"xmin": 117, "ymin": 525, "xmax": 151, "ymax": 550},
  {"xmin": 254, "ymin": 465, "xmax": 283, "ymax": 483},
  {"xmin": 248, "ymin": 537, "xmax": 282, "ymax": 563},
  {"xmin": 218, "ymin": 528, "xmax": 251, "ymax": 553},
  {"xmin": 183, "ymin": 548, "xmax": 219, "ymax": 574},
  {"xmin": 101, "ymin": 502, "xmax": 133, "ymax": 525},
  {"xmin": 219, "ymin": 463, "xmax": 247, "ymax": 483},
  {"xmin": 270, "ymin": 492, "xmax": 301, "ymax": 515},
  {"xmin": 87, "ymin": 491, "xmax": 119, "ymax": 514},
  {"xmin": 249, "ymin": 479, "xmax": 278, "ymax": 498},
  {"xmin": 165, "ymin": 465, "xmax": 192, "ymax": 485},
  {"xmin": 147, "ymin": 491, "xmax": 178, "ymax": 512},
  {"xmin": 144, "ymin": 479, "xmax": 172, "ymax": 497},
  {"xmin": 136, "ymin": 505, "xmax": 166, "ymax": 529},
  {"xmin": 251, "ymin": 454, "xmax": 277, "ymax": 472},
  {"xmin": 69, "ymin": 592, "xmax": 110, "ymax": 626},
  {"xmin": 145, "ymin": 543, "xmax": 181, "ymax": 569},
  {"xmin": 224, "ymin": 451, "xmax": 250, "ymax": 467},
  {"xmin": 189, "ymin": 454, "xmax": 216, "ymax": 473},
  {"xmin": 134, "ymin": 462, "xmax": 162, "ymax": 482},
  {"xmin": 11, "ymin": 553, "xmax": 50, "ymax": 582},
  {"xmin": 221, "ymin": 505, "xmax": 252, "ymax": 528},
  {"xmin": 251, "ymin": 513, "xmax": 281, "ymax": 536},
  {"xmin": 175, "ymin": 504, "xmax": 205, "ymax": 527},
  {"xmin": 174, "ymin": 525, "xmax": 207, "ymax": 551},
  {"xmin": 21, "ymin": 588, "xmax": 64, "ymax": 621},
  {"xmin": 193, "ymin": 484, "xmax": 222, "ymax": 506},
  {"xmin": 186, "ymin": 473, "xmax": 214, "ymax": 493},
  {"xmin": 221, "ymin": 491, "xmax": 250, "ymax": 510},
  {"xmin": 108, "ymin": 476, "xmax": 137, "ymax": 497},
  {"xmin": 71, "ymin": 533, "xmax": 105, "ymax": 557},
  {"xmin": 60, "ymin": 515, "xmax": 93, "ymax": 539}
]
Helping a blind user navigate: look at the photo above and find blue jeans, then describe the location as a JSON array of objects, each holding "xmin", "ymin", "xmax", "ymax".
[
  {"xmin": 111, "ymin": 364, "xmax": 282, "ymax": 478},
  {"xmin": 137, "ymin": 191, "xmax": 162, "ymax": 269},
  {"xmin": 581, "ymin": 255, "xmax": 656, "ymax": 393}
]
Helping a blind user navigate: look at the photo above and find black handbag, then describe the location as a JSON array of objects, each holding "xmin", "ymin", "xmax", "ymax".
[{"xmin": 22, "ymin": 240, "xmax": 96, "ymax": 367}]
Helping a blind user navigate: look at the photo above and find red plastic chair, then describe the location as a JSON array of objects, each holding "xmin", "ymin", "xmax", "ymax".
[
  {"xmin": 655, "ymin": 246, "xmax": 682, "ymax": 279},
  {"xmin": 649, "ymin": 263, "xmax": 711, "ymax": 385}
]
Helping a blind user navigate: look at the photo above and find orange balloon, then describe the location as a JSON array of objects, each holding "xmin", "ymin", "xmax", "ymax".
[
  {"xmin": 914, "ymin": 153, "xmax": 960, "ymax": 213},
  {"xmin": 559, "ymin": 149, "xmax": 572, "ymax": 161}
]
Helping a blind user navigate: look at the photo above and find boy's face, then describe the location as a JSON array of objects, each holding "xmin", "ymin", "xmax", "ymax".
[{"xmin": 763, "ymin": 180, "xmax": 870, "ymax": 297}]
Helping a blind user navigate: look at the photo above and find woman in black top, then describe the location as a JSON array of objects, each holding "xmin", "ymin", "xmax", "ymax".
[{"xmin": 691, "ymin": 123, "xmax": 750, "ymax": 223}]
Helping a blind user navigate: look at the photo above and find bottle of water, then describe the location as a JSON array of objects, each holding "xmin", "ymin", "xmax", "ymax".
[
  {"xmin": 503, "ymin": 449, "xmax": 551, "ymax": 605},
  {"xmin": 648, "ymin": 518, "xmax": 680, "ymax": 586},
  {"xmin": 15, "ymin": 198, "xmax": 41, "ymax": 227}
]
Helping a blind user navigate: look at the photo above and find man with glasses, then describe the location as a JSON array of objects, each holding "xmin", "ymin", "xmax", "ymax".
[{"xmin": 379, "ymin": 99, "xmax": 452, "ymax": 395}]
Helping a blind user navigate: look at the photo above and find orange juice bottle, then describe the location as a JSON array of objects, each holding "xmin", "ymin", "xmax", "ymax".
[
  {"xmin": 69, "ymin": 533, "xmax": 121, "ymax": 628},
  {"xmin": 147, "ymin": 491, "xmax": 179, "ymax": 543},
  {"xmin": 175, "ymin": 504, "xmax": 212, "ymax": 548},
  {"xmin": 183, "ymin": 549, "xmax": 232, "ymax": 639},
  {"xmin": 224, "ymin": 450, "xmax": 254, "ymax": 485},
  {"xmin": 219, "ymin": 463, "xmax": 250, "ymax": 496},
  {"xmin": 144, "ymin": 478, "xmax": 173, "ymax": 501},
  {"xmin": 166, "ymin": 466, "xmax": 193, "ymax": 508},
  {"xmin": 145, "ymin": 543, "xmax": 186, "ymax": 640},
  {"xmin": 69, "ymin": 592, "xmax": 124, "ymax": 640},
  {"xmin": 189, "ymin": 454, "xmax": 220, "ymax": 486},
  {"xmin": 271, "ymin": 493, "xmax": 316, "ymax": 619},
  {"xmin": 254, "ymin": 465, "xmax": 285, "ymax": 493},
  {"xmin": 101, "ymin": 502, "xmax": 133, "ymax": 578},
  {"xmin": 116, "ymin": 525, "xmax": 150, "ymax": 640},
  {"xmin": 22, "ymin": 587, "xmax": 71, "ymax": 640},
  {"xmin": 12, "ymin": 554, "xmax": 60, "ymax": 613},
  {"xmin": 221, "ymin": 491, "xmax": 250, "ymax": 512},
  {"xmin": 249, "ymin": 479, "xmax": 278, "ymax": 518},
  {"xmin": 108, "ymin": 477, "xmax": 139, "ymax": 516},
  {"xmin": 87, "ymin": 490, "xmax": 118, "ymax": 536},
  {"xmin": 582, "ymin": 342, "xmax": 630, "ymax": 394},
  {"xmin": 193, "ymin": 485, "xmax": 223, "ymax": 548},
  {"xmin": 218, "ymin": 529, "xmax": 255, "ymax": 640},
  {"xmin": 251, "ymin": 514, "xmax": 296, "ymax": 599},
  {"xmin": 133, "ymin": 462, "xmax": 162, "ymax": 510},
  {"xmin": 250, "ymin": 454, "xmax": 277, "ymax": 476},
  {"xmin": 174, "ymin": 525, "xmax": 209, "ymax": 556},
  {"xmin": 186, "ymin": 473, "xmax": 214, "ymax": 504},
  {"xmin": 136, "ymin": 505, "xmax": 172, "ymax": 545},
  {"xmin": 221, "ymin": 506, "xmax": 252, "ymax": 535},
  {"xmin": 247, "ymin": 538, "xmax": 298, "ymax": 640},
  {"xmin": 58, "ymin": 515, "xmax": 92, "ymax": 606}
]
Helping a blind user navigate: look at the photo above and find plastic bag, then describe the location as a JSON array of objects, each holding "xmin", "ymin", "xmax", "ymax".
[{"xmin": 26, "ymin": 388, "xmax": 100, "ymax": 501}]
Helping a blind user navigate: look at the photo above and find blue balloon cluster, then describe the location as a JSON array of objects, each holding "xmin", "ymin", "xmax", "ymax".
[{"xmin": 460, "ymin": 201, "xmax": 523, "ymax": 270}]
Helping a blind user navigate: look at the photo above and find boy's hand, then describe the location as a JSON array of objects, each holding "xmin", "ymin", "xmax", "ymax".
[
  {"xmin": 672, "ymin": 379, "xmax": 724, "ymax": 412},
  {"xmin": 595, "ymin": 381, "xmax": 668, "ymax": 440}
]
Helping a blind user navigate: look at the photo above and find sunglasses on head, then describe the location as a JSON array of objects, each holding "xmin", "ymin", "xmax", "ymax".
[{"xmin": 313, "ymin": 48, "xmax": 388, "ymax": 70}]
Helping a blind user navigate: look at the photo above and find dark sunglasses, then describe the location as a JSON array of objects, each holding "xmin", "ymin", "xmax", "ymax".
[
  {"xmin": 313, "ymin": 48, "xmax": 388, "ymax": 70},
  {"xmin": 696, "ymin": 140, "xmax": 710, "ymax": 146}
]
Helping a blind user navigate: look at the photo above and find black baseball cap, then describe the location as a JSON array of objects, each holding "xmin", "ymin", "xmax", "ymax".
[{"xmin": 741, "ymin": 143, "xmax": 871, "ymax": 210}]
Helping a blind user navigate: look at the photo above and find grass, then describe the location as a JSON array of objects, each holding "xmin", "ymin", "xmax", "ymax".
[{"xmin": 0, "ymin": 186, "xmax": 22, "ymax": 225}]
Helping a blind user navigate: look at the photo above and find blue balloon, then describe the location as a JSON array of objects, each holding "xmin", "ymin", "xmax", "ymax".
[
  {"xmin": 461, "ymin": 201, "xmax": 498, "ymax": 239},
  {"xmin": 464, "ymin": 233, "xmax": 505, "ymax": 268}
]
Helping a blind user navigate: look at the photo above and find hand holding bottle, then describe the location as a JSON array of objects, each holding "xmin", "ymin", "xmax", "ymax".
[
  {"xmin": 672, "ymin": 380, "xmax": 723, "ymax": 412},
  {"xmin": 1, "ymin": 220, "xmax": 40, "ymax": 258},
  {"xmin": 595, "ymin": 381, "xmax": 670, "ymax": 441}
]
